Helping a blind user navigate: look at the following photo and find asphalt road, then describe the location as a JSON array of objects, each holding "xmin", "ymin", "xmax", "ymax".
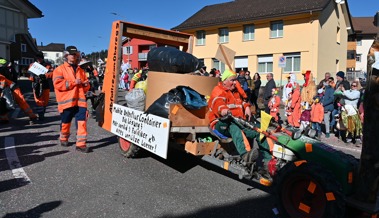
[
  {"xmin": 0, "ymin": 78, "xmax": 276, "ymax": 218},
  {"xmin": 0, "ymin": 78, "xmax": 362, "ymax": 218}
]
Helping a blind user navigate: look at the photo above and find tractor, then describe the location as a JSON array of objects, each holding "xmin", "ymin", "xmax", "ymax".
[{"xmin": 97, "ymin": 21, "xmax": 379, "ymax": 217}]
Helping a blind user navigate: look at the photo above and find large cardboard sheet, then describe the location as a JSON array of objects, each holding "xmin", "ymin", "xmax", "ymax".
[{"xmin": 145, "ymin": 71, "xmax": 219, "ymax": 109}]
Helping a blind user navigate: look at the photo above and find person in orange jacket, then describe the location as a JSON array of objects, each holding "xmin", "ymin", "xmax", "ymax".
[
  {"xmin": 268, "ymin": 88, "xmax": 281, "ymax": 122},
  {"xmin": 53, "ymin": 46, "xmax": 91, "ymax": 153},
  {"xmin": 28, "ymin": 51, "xmax": 53, "ymax": 120},
  {"xmin": 287, "ymin": 83, "xmax": 301, "ymax": 128},
  {"xmin": 0, "ymin": 74, "xmax": 37, "ymax": 124},
  {"xmin": 310, "ymin": 96, "xmax": 324, "ymax": 140},
  {"xmin": 208, "ymin": 69, "xmax": 271, "ymax": 179}
]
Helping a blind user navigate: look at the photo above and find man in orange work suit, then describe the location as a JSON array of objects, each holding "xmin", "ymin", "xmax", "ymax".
[
  {"xmin": 208, "ymin": 69, "xmax": 272, "ymax": 176},
  {"xmin": 0, "ymin": 73, "xmax": 38, "ymax": 124},
  {"xmin": 28, "ymin": 51, "xmax": 53, "ymax": 120},
  {"xmin": 53, "ymin": 46, "xmax": 90, "ymax": 153}
]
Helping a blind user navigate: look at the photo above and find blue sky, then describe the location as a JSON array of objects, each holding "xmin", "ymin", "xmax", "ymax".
[{"xmin": 28, "ymin": 0, "xmax": 378, "ymax": 55}]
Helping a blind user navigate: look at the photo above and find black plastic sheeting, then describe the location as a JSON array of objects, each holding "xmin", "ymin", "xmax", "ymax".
[{"xmin": 147, "ymin": 47, "xmax": 201, "ymax": 73}]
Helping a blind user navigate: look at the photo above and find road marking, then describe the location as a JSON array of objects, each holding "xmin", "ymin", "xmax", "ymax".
[{"xmin": 4, "ymin": 137, "xmax": 31, "ymax": 185}]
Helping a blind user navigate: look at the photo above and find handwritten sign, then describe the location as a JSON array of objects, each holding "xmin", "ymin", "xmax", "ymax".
[
  {"xmin": 110, "ymin": 103, "xmax": 170, "ymax": 159},
  {"xmin": 28, "ymin": 62, "xmax": 48, "ymax": 76}
]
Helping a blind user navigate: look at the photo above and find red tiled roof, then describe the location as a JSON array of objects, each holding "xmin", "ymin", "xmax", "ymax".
[{"xmin": 172, "ymin": 0, "xmax": 330, "ymax": 31}]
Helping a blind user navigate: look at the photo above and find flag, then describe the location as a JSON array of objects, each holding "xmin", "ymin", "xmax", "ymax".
[
  {"xmin": 260, "ymin": 111, "xmax": 272, "ymax": 140},
  {"xmin": 215, "ymin": 44, "xmax": 236, "ymax": 70}
]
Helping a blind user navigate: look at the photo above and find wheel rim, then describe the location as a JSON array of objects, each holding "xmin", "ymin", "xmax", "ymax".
[
  {"xmin": 119, "ymin": 138, "xmax": 131, "ymax": 151},
  {"xmin": 281, "ymin": 173, "xmax": 327, "ymax": 218}
]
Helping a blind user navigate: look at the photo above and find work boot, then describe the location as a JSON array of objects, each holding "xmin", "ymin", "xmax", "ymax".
[
  {"xmin": 258, "ymin": 161, "xmax": 272, "ymax": 181},
  {"xmin": 38, "ymin": 112, "xmax": 44, "ymax": 121},
  {"xmin": 242, "ymin": 148, "xmax": 259, "ymax": 165},
  {"xmin": 76, "ymin": 146, "xmax": 90, "ymax": 153},
  {"xmin": 59, "ymin": 140, "xmax": 69, "ymax": 147},
  {"xmin": 0, "ymin": 119, "xmax": 9, "ymax": 124},
  {"xmin": 29, "ymin": 117, "xmax": 37, "ymax": 125}
]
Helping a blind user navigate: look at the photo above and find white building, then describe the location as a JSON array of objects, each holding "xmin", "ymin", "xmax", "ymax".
[
  {"xmin": 352, "ymin": 14, "xmax": 379, "ymax": 74},
  {"xmin": 0, "ymin": 0, "xmax": 42, "ymax": 61},
  {"xmin": 37, "ymin": 43, "xmax": 65, "ymax": 67}
]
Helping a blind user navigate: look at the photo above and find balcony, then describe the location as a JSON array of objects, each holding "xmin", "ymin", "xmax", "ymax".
[{"xmin": 138, "ymin": 53, "xmax": 148, "ymax": 61}]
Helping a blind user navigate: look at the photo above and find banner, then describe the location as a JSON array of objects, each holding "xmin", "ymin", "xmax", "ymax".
[
  {"xmin": 28, "ymin": 62, "xmax": 48, "ymax": 76},
  {"xmin": 110, "ymin": 103, "xmax": 170, "ymax": 159}
]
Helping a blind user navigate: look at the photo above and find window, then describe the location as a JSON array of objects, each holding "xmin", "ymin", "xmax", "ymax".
[
  {"xmin": 243, "ymin": 24, "xmax": 255, "ymax": 41},
  {"xmin": 347, "ymin": 50, "xmax": 355, "ymax": 59},
  {"xmin": 21, "ymin": 44, "xmax": 27, "ymax": 52},
  {"xmin": 219, "ymin": 28, "xmax": 229, "ymax": 43},
  {"xmin": 123, "ymin": 46, "xmax": 133, "ymax": 55},
  {"xmin": 56, "ymin": 53, "xmax": 60, "ymax": 57},
  {"xmin": 257, "ymin": 55, "xmax": 273, "ymax": 73},
  {"xmin": 196, "ymin": 30, "xmax": 206, "ymax": 45},
  {"xmin": 20, "ymin": 57, "xmax": 34, "ymax": 65},
  {"xmin": 336, "ymin": 26, "xmax": 341, "ymax": 44},
  {"xmin": 212, "ymin": 58, "xmax": 225, "ymax": 73},
  {"xmin": 356, "ymin": 38, "xmax": 362, "ymax": 46},
  {"xmin": 198, "ymin": 59, "xmax": 205, "ymax": 68},
  {"xmin": 356, "ymin": 54, "xmax": 362, "ymax": 62},
  {"xmin": 284, "ymin": 53, "xmax": 301, "ymax": 72},
  {"xmin": 270, "ymin": 21, "xmax": 283, "ymax": 38}
]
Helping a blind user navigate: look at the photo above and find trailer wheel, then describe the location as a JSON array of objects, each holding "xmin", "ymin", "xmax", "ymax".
[
  {"xmin": 118, "ymin": 137, "xmax": 140, "ymax": 158},
  {"xmin": 274, "ymin": 161, "xmax": 345, "ymax": 218}
]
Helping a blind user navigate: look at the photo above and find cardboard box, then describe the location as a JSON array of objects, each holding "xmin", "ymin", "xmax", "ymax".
[{"xmin": 145, "ymin": 71, "xmax": 219, "ymax": 109}]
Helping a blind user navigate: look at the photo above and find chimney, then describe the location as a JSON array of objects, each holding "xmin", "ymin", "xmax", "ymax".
[
  {"xmin": 375, "ymin": 11, "xmax": 379, "ymax": 27},
  {"xmin": 40, "ymin": 42, "xmax": 43, "ymax": 46}
]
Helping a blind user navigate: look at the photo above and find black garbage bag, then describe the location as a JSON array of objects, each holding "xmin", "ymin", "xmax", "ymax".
[
  {"xmin": 145, "ymin": 86, "xmax": 207, "ymax": 118},
  {"xmin": 147, "ymin": 47, "xmax": 201, "ymax": 73},
  {"xmin": 145, "ymin": 89, "xmax": 182, "ymax": 118}
]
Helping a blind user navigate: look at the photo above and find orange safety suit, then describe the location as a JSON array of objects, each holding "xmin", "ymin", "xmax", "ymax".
[
  {"xmin": 53, "ymin": 62, "xmax": 90, "ymax": 147},
  {"xmin": 28, "ymin": 62, "xmax": 53, "ymax": 115},
  {"xmin": 268, "ymin": 95, "xmax": 280, "ymax": 121},
  {"xmin": 208, "ymin": 82, "xmax": 250, "ymax": 122},
  {"xmin": 310, "ymin": 102, "xmax": 324, "ymax": 123},
  {"xmin": 208, "ymin": 82, "xmax": 272, "ymax": 162},
  {"xmin": 0, "ymin": 74, "xmax": 37, "ymax": 122},
  {"xmin": 288, "ymin": 84, "xmax": 301, "ymax": 127}
]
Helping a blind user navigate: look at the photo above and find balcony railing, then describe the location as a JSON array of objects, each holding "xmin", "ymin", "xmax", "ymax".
[{"xmin": 138, "ymin": 53, "xmax": 148, "ymax": 61}]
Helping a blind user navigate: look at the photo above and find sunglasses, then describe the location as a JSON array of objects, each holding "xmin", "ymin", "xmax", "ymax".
[{"xmin": 351, "ymin": 85, "xmax": 357, "ymax": 87}]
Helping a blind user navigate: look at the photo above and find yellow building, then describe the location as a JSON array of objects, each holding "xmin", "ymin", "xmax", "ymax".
[{"xmin": 172, "ymin": 0, "xmax": 354, "ymax": 86}]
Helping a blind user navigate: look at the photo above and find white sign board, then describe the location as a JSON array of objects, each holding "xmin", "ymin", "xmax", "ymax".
[
  {"xmin": 278, "ymin": 56, "xmax": 287, "ymax": 68},
  {"xmin": 110, "ymin": 103, "xmax": 170, "ymax": 159},
  {"xmin": 28, "ymin": 62, "xmax": 48, "ymax": 76}
]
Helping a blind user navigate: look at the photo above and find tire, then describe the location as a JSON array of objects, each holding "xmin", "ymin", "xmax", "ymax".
[
  {"xmin": 118, "ymin": 137, "xmax": 140, "ymax": 158},
  {"xmin": 274, "ymin": 161, "xmax": 345, "ymax": 218}
]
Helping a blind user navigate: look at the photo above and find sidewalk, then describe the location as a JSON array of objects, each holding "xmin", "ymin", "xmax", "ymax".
[{"xmin": 266, "ymin": 107, "xmax": 363, "ymax": 153}]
